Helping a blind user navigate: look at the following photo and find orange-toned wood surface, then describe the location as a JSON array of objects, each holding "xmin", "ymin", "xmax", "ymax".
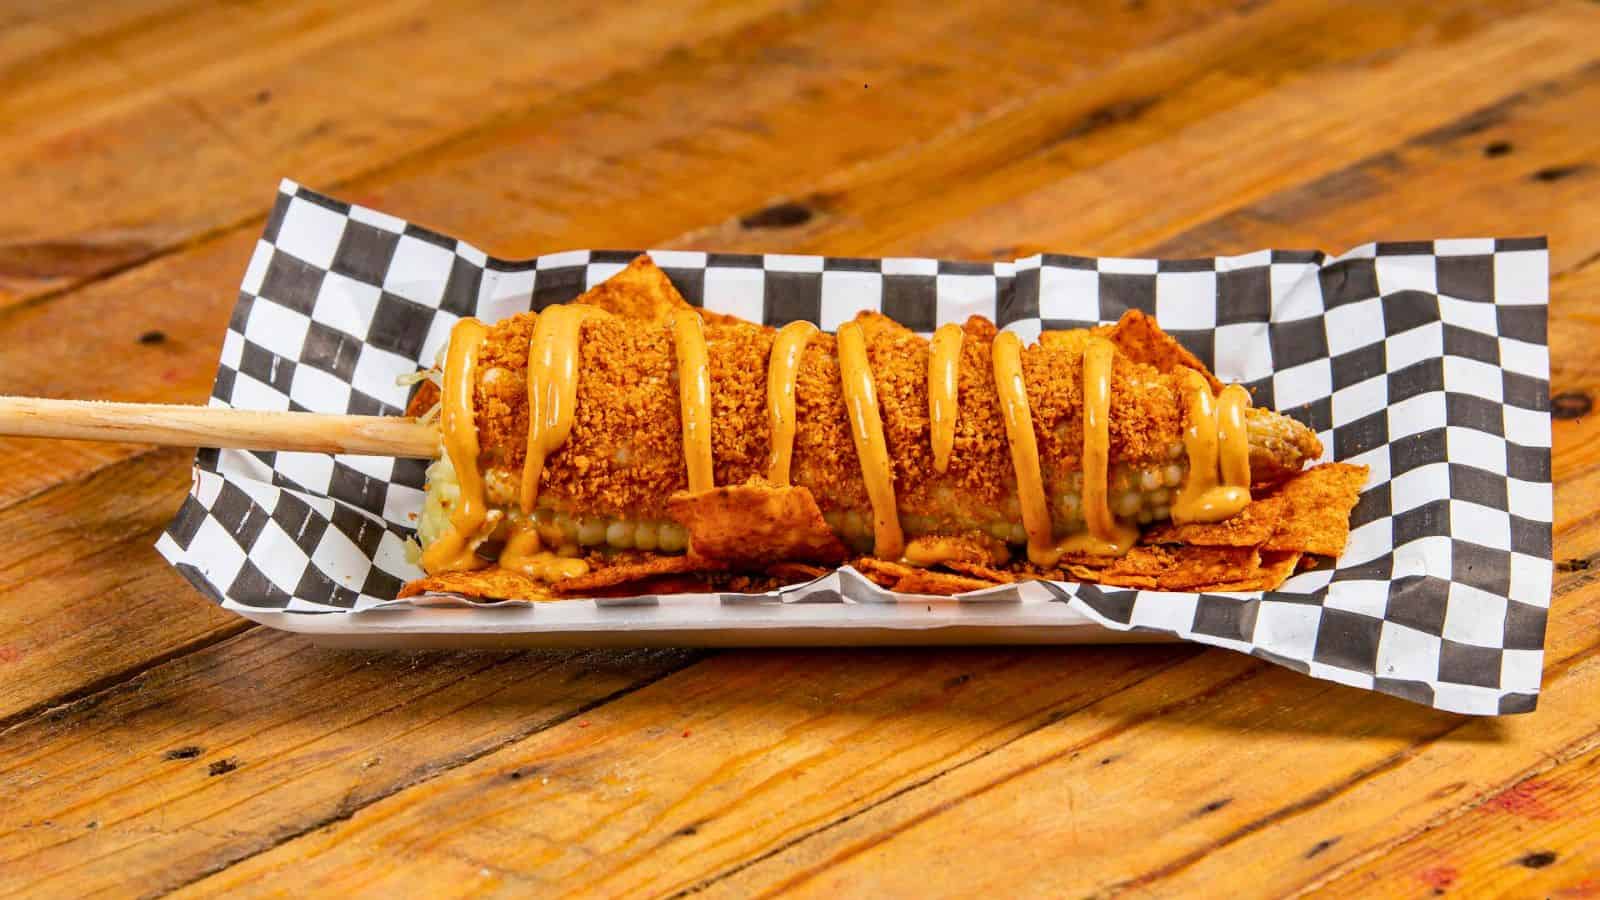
[{"xmin": 2, "ymin": 1, "xmax": 1597, "ymax": 896}]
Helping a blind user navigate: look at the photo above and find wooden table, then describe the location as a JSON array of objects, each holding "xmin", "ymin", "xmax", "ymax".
[{"xmin": 2, "ymin": 1, "xmax": 1597, "ymax": 896}]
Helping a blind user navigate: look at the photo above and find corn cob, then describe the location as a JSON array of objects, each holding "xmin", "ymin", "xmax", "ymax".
[{"xmin": 415, "ymin": 306, "xmax": 1322, "ymax": 564}]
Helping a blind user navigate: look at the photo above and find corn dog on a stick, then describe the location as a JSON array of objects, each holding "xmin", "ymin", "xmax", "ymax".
[{"xmin": 400, "ymin": 255, "xmax": 1352, "ymax": 601}]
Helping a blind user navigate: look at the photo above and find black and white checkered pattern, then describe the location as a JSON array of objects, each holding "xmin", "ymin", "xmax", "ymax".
[{"xmin": 157, "ymin": 181, "xmax": 1552, "ymax": 716}]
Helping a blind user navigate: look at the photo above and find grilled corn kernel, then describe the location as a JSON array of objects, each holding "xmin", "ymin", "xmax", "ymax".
[
  {"xmin": 657, "ymin": 523, "xmax": 688, "ymax": 553},
  {"xmin": 633, "ymin": 521, "xmax": 659, "ymax": 551},
  {"xmin": 577, "ymin": 517, "xmax": 608, "ymax": 546},
  {"xmin": 605, "ymin": 520, "xmax": 635, "ymax": 549}
]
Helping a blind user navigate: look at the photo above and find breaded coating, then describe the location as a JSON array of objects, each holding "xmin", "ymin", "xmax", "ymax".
[
  {"xmin": 707, "ymin": 322, "xmax": 776, "ymax": 489},
  {"xmin": 462, "ymin": 307, "xmax": 1315, "ymax": 524},
  {"xmin": 789, "ymin": 331, "xmax": 870, "ymax": 512},
  {"xmin": 403, "ymin": 254, "xmax": 1350, "ymax": 600}
]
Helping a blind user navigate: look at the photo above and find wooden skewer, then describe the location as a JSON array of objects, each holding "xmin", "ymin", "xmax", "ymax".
[{"xmin": 0, "ymin": 397, "xmax": 441, "ymax": 458}]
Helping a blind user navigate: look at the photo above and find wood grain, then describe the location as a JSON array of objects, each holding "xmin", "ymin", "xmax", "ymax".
[
  {"xmin": 0, "ymin": 0, "xmax": 806, "ymax": 305},
  {"xmin": 1309, "ymin": 739, "xmax": 1600, "ymax": 897},
  {"xmin": 0, "ymin": 0, "xmax": 1594, "ymax": 895},
  {"xmin": 0, "ymin": 634, "xmax": 695, "ymax": 897},
  {"xmin": 0, "ymin": 0, "xmax": 1276, "ymax": 509},
  {"xmin": 0, "ymin": 0, "xmax": 1331, "ymax": 724},
  {"xmin": 0, "ymin": 449, "xmax": 243, "ymax": 723}
]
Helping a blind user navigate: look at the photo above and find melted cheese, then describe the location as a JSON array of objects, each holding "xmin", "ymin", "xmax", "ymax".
[
  {"xmin": 672, "ymin": 311, "xmax": 715, "ymax": 493},
  {"xmin": 766, "ymin": 321, "xmax": 818, "ymax": 485},
  {"xmin": 1054, "ymin": 526, "xmax": 1139, "ymax": 557},
  {"xmin": 995, "ymin": 332, "xmax": 1138, "ymax": 566},
  {"xmin": 420, "ymin": 318, "xmax": 492, "ymax": 574},
  {"xmin": 992, "ymin": 331, "xmax": 1058, "ymax": 567},
  {"xmin": 1080, "ymin": 337, "xmax": 1117, "ymax": 541},
  {"xmin": 927, "ymin": 322, "xmax": 964, "ymax": 474},
  {"xmin": 1172, "ymin": 369, "xmax": 1251, "ymax": 524},
  {"xmin": 499, "ymin": 519, "xmax": 590, "ymax": 580},
  {"xmin": 1218, "ymin": 383, "xmax": 1251, "ymax": 489},
  {"xmin": 837, "ymin": 321, "xmax": 904, "ymax": 560},
  {"xmin": 520, "ymin": 304, "xmax": 603, "ymax": 514}
]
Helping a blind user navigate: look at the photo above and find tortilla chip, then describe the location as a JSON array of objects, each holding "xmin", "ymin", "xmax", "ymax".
[
  {"xmin": 405, "ymin": 379, "xmax": 441, "ymax": 418},
  {"xmin": 574, "ymin": 254, "xmax": 695, "ymax": 324},
  {"xmin": 943, "ymin": 559, "xmax": 1019, "ymax": 584},
  {"xmin": 580, "ymin": 574, "xmax": 720, "ymax": 598},
  {"xmin": 1102, "ymin": 309, "xmax": 1223, "ymax": 392},
  {"xmin": 667, "ymin": 479, "xmax": 850, "ymax": 566},
  {"xmin": 1262, "ymin": 463, "xmax": 1369, "ymax": 557},
  {"xmin": 398, "ymin": 566, "xmax": 556, "ymax": 601},
  {"xmin": 1203, "ymin": 551, "xmax": 1303, "ymax": 592},
  {"xmin": 852, "ymin": 557, "xmax": 997, "ymax": 596},
  {"xmin": 551, "ymin": 553, "xmax": 713, "ymax": 595},
  {"xmin": 963, "ymin": 315, "xmax": 999, "ymax": 342},
  {"xmin": 891, "ymin": 569, "xmax": 1002, "ymax": 596},
  {"xmin": 853, "ymin": 556, "xmax": 907, "ymax": 588},
  {"xmin": 853, "ymin": 310, "xmax": 918, "ymax": 340},
  {"xmin": 766, "ymin": 562, "xmax": 831, "ymax": 585},
  {"xmin": 1095, "ymin": 545, "xmax": 1262, "ymax": 591},
  {"xmin": 1141, "ymin": 495, "xmax": 1288, "ymax": 548}
]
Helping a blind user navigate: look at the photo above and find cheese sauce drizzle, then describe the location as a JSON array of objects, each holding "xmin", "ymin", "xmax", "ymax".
[
  {"xmin": 1172, "ymin": 369, "xmax": 1251, "ymax": 523},
  {"xmin": 673, "ymin": 311, "xmax": 715, "ymax": 493},
  {"xmin": 520, "ymin": 304, "xmax": 603, "ymax": 514},
  {"xmin": 499, "ymin": 521, "xmax": 589, "ymax": 581},
  {"xmin": 927, "ymin": 323, "xmax": 965, "ymax": 474},
  {"xmin": 421, "ymin": 318, "xmax": 492, "ymax": 574},
  {"xmin": 1081, "ymin": 338, "xmax": 1117, "ymax": 540},
  {"xmin": 1067, "ymin": 337, "xmax": 1140, "ymax": 557},
  {"xmin": 766, "ymin": 321, "xmax": 818, "ymax": 485},
  {"xmin": 837, "ymin": 321, "xmax": 905, "ymax": 559},
  {"xmin": 432, "ymin": 304, "xmax": 1258, "ymax": 580},
  {"xmin": 992, "ymin": 331, "xmax": 1056, "ymax": 566},
  {"xmin": 1217, "ymin": 384, "xmax": 1251, "ymax": 489}
]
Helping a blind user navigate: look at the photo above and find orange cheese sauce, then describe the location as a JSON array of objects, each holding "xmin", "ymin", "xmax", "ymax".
[
  {"xmin": 927, "ymin": 322, "xmax": 964, "ymax": 474},
  {"xmin": 499, "ymin": 520, "xmax": 590, "ymax": 580},
  {"xmin": 992, "ymin": 331, "xmax": 1056, "ymax": 566},
  {"xmin": 1172, "ymin": 369, "xmax": 1251, "ymax": 524},
  {"xmin": 420, "ymin": 318, "xmax": 492, "ymax": 574},
  {"xmin": 1080, "ymin": 337, "xmax": 1117, "ymax": 541},
  {"xmin": 672, "ymin": 311, "xmax": 715, "ymax": 493},
  {"xmin": 837, "ymin": 321, "xmax": 905, "ymax": 560},
  {"xmin": 520, "ymin": 304, "xmax": 605, "ymax": 514},
  {"xmin": 1218, "ymin": 384, "xmax": 1251, "ymax": 489},
  {"xmin": 766, "ymin": 320, "xmax": 818, "ymax": 485},
  {"xmin": 996, "ymin": 331, "xmax": 1137, "ymax": 566}
]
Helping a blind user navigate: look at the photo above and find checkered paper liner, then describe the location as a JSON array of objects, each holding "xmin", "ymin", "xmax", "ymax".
[{"xmin": 157, "ymin": 180, "xmax": 1553, "ymax": 715}]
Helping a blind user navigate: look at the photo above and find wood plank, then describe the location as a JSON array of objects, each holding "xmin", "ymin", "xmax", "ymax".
[
  {"xmin": 0, "ymin": 0, "xmax": 1557, "ymax": 513},
  {"xmin": 692, "ymin": 639, "xmax": 1600, "ymax": 899},
  {"xmin": 0, "ymin": 448, "xmax": 244, "ymax": 724},
  {"xmin": 0, "ymin": 630, "xmax": 696, "ymax": 897},
  {"xmin": 0, "ymin": 0, "xmax": 1310, "ymax": 723},
  {"xmin": 348, "ymin": 0, "xmax": 1521, "ymax": 257},
  {"xmin": 0, "ymin": 638, "xmax": 1194, "ymax": 897},
  {"xmin": 681, "ymin": 1, "xmax": 1595, "ymax": 261},
  {"xmin": 1306, "ymin": 741, "xmax": 1600, "ymax": 898},
  {"xmin": 0, "ymin": 1, "xmax": 1350, "ymax": 883},
  {"xmin": 3, "ymin": 5, "xmax": 1587, "ymax": 890},
  {"xmin": 1080, "ymin": 264, "xmax": 1600, "ymax": 898},
  {"xmin": 155, "ymin": 38, "xmax": 1600, "ymax": 894},
  {"xmin": 0, "ymin": 0, "xmax": 807, "ymax": 305},
  {"xmin": 676, "ymin": 75, "xmax": 1600, "ymax": 900},
  {"xmin": 168, "ymin": 582, "xmax": 1600, "ymax": 899},
  {"xmin": 0, "ymin": 0, "xmax": 1580, "ymax": 809},
  {"xmin": 0, "ymin": 0, "xmax": 1283, "ymax": 510}
]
